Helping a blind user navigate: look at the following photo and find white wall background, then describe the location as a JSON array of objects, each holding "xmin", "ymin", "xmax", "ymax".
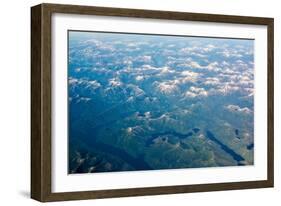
[{"xmin": 0, "ymin": 0, "xmax": 279, "ymax": 205}]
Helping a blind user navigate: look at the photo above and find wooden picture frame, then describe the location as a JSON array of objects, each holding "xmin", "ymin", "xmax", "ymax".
[{"xmin": 31, "ymin": 3, "xmax": 274, "ymax": 202}]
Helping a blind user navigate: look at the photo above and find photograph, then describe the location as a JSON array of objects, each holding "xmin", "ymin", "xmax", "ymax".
[
  {"xmin": 68, "ymin": 31, "xmax": 255, "ymax": 174},
  {"xmin": 30, "ymin": 3, "xmax": 273, "ymax": 201}
]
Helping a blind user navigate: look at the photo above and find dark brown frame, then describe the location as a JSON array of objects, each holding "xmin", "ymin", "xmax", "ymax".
[{"xmin": 31, "ymin": 3, "xmax": 274, "ymax": 202}]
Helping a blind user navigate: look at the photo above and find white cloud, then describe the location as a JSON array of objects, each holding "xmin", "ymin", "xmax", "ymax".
[
  {"xmin": 125, "ymin": 126, "xmax": 144, "ymax": 136},
  {"xmin": 85, "ymin": 80, "xmax": 102, "ymax": 89},
  {"xmin": 180, "ymin": 60, "xmax": 221, "ymax": 72},
  {"xmin": 74, "ymin": 68, "xmax": 81, "ymax": 72},
  {"xmin": 82, "ymin": 39, "xmax": 115, "ymax": 52},
  {"xmin": 123, "ymin": 58, "xmax": 133, "ymax": 65},
  {"xmin": 157, "ymin": 66, "xmax": 176, "ymax": 76},
  {"xmin": 69, "ymin": 93, "xmax": 92, "ymax": 104},
  {"xmin": 126, "ymin": 127, "xmax": 133, "ymax": 134},
  {"xmin": 238, "ymin": 75, "xmax": 253, "ymax": 86},
  {"xmin": 202, "ymin": 44, "xmax": 216, "ymax": 52},
  {"xmin": 135, "ymin": 75, "xmax": 144, "ymax": 81},
  {"xmin": 180, "ymin": 44, "xmax": 216, "ymax": 58},
  {"xmin": 83, "ymin": 39, "xmax": 102, "ymax": 47},
  {"xmin": 185, "ymin": 91, "xmax": 197, "ymax": 98},
  {"xmin": 222, "ymin": 68, "xmax": 236, "ymax": 75},
  {"xmin": 154, "ymin": 81, "xmax": 179, "ymax": 94},
  {"xmin": 108, "ymin": 78, "xmax": 122, "ymax": 87},
  {"xmin": 127, "ymin": 84, "xmax": 145, "ymax": 96},
  {"xmin": 127, "ymin": 42, "xmax": 147, "ymax": 47},
  {"xmin": 244, "ymin": 88, "xmax": 254, "ymax": 97},
  {"xmin": 212, "ymin": 84, "xmax": 240, "ymax": 95},
  {"xmin": 181, "ymin": 70, "xmax": 198, "ymax": 77},
  {"xmin": 180, "ymin": 70, "xmax": 200, "ymax": 83},
  {"xmin": 141, "ymin": 64, "xmax": 159, "ymax": 71},
  {"xmin": 185, "ymin": 86, "xmax": 208, "ymax": 98},
  {"xmin": 160, "ymin": 66, "xmax": 170, "ymax": 73},
  {"xmin": 69, "ymin": 77, "xmax": 101, "ymax": 90},
  {"xmin": 189, "ymin": 61, "xmax": 203, "ymax": 69},
  {"xmin": 205, "ymin": 62, "xmax": 221, "ymax": 72},
  {"xmin": 144, "ymin": 111, "xmax": 151, "ymax": 118},
  {"xmin": 217, "ymin": 48, "xmax": 243, "ymax": 58},
  {"xmin": 137, "ymin": 55, "xmax": 152, "ymax": 63},
  {"xmin": 76, "ymin": 97, "xmax": 91, "ymax": 103},
  {"xmin": 225, "ymin": 104, "xmax": 252, "ymax": 114},
  {"xmin": 204, "ymin": 77, "xmax": 220, "ymax": 86},
  {"xmin": 190, "ymin": 86, "xmax": 208, "ymax": 95},
  {"xmin": 69, "ymin": 77, "xmax": 79, "ymax": 85},
  {"xmin": 138, "ymin": 65, "xmax": 176, "ymax": 77}
]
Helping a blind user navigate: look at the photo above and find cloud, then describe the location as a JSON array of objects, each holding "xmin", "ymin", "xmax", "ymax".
[
  {"xmin": 211, "ymin": 83, "xmax": 240, "ymax": 95},
  {"xmin": 217, "ymin": 48, "xmax": 243, "ymax": 58},
  {"xmin": 202, "ymin": 44, "xmax": 216, "ymax": 52},
  {"xmin": 179, "ymin": 44, "xmax": 217, "ymax": 58},
  {"xmin": 125, "ymin": 126, "xmax": 145, "ymax": 136},
  {"xmin": 123, "ymin": 58, "xmax": 133, "ymax": 66},
  {"xmin": 69, "ymin": 94, "xmax": 91, "ymax": 104},
  {"xmin": 184, "ymin": 86, "xmax": 208, "ymax": 98},
  {"xmin": 157, "ymin": 66, "xmax": 176, "ymax": 76},
  {"xmin": 243, "ymin": 88, "xmax": 254, "ymax": 97},
  {"xmin": 76, "ymin": 97, "xmax": 91, "ymax": 103},
  {"xmin": 127, "ymin": 42, "xmax": 146, "ymax": 47},
  {"xmin": 82, "ymin": 39, "xmax": 102, "ymax": 47},
  {"xmin": 160, "ymin": 66, "xmax": 174, "ymax": 73},
  {"xmin": 238, "ymin": 75, "xmax": 253, "ymax": 86},
  {"xmin": 225, "ymin": 104, "xmax": 252, "ymax": 114},
  {"xmin": 203, "ymin": 77, "xmax": 220, "ymax": 86},
  {"xmin": 135, "ymin": 65, "xmax": 176, "ymax": 78},
  {"xmin": 141, "ymin": 64, "xmax": 159, "ymax": 71},
  {"xmin": 85, "ymin": 80, "xmax": 102, "ymax": 89},
  {"xmin": 180, "ymin": 70, "xmax": 200, "ymax": 83},
  {"xmin": 144, "ymin": 111, "xmax": 151, "ymax": 118},
  {"xmin": 186, "ymin": 61, "xmax": 203, "ymax": 69},
  {"xmin": 205, "ymin": 62, "xmax": 221, "ymax": 72},
  {"xmin": 181, "ymin": 70, "xmax": 198, "ymax": 77},
  {"xmin": 81, "ymin": 39, "xmax": 115, "ymax": 52},
  {"xmin": 108, "ymin": 78, "xmax": 122, "ymax": 87},
  {"xmin": 74, "ymin": 67, "xmax": 82, "ymax": 72},
  {"xmin": 179, "ymin": 60, "xmax": 221, "ymax": 72},
  {"xmin": 135, "ymin": 75, "xmax": 144, "ymax": 81},
  {"xmin": 127, "ymin": 84, "xmax": 145, "ymax": 96},
  {"xmin": 69, "ymin": 77, "xmax": 101, "ymax": 90},
  {"xmin": 154, "ymin": 81, "xmax": 179, "ymax": 94},
  {"xmin": 70, "ymin": 34, "xmax": 254, "ymax": 105},
  {"xmin": 137, "ymin": 55, "xmax": 152, "ymax": 63}
]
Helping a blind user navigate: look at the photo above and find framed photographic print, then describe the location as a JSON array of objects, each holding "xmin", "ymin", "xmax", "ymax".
[{"xmin": 31, "ymin": 3, "xmax": 274, "ymax": 202}]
